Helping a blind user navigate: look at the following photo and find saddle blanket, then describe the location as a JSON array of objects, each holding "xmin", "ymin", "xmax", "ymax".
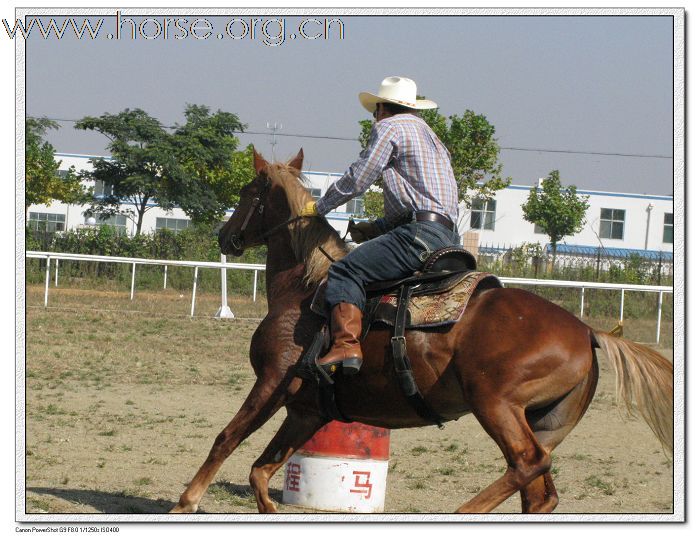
[
  {"xmin": 311, "ymin": 271, "xmax": 502, "ymax": 330},
  {"xmin": 373, "ymin": 271, "xmax": 502, "ymax": 329}
]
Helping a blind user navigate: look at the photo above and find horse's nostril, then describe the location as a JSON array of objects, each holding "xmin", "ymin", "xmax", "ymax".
[{"xmin": 229, "ymin": 235, "xmax": 242, "ymax": 251}]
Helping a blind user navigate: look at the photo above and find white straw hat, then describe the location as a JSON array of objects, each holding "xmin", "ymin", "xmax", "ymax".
[{"xmin": 358, "ymin": 76, "xmax": 438, "ymax": 113}]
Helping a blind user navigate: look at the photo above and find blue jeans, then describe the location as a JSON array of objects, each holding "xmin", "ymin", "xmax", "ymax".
[{"xmin": 325, "ymin": 219, "xmax": 462, "ymax": 311}]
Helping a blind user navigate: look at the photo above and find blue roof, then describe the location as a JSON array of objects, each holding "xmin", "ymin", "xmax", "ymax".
[
  {"xmin": 545, "ymin": 244, "xmax": 673, "ymax": 260},
  {"xmin": 478, "ymin": 243, "xmax": 673, "ymax": 261}
]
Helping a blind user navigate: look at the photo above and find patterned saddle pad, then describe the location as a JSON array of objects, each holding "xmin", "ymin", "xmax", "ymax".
[
  {"xmin": 371, "ymin": 271, "xmax": 502, "ymax": 329},
  {"xmin": 310, "ymin": 271, "xmax": 502, "ymax": 330}
]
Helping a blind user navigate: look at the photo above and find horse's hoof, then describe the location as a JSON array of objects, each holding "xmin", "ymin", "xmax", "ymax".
[
  {"xmin": 170, "ymin": 502, "xmax": 198, "ymax": 514},
  {"xmin": 259, "ymin": 501, "xmax": 279, "ymax": 514}
]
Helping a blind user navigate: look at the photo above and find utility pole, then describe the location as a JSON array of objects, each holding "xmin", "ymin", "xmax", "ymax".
[
  {"xmin": 644, "ymin": 203, "xmax": 654, "ymax": 250},
  {"xmin": 266, "ymin": 121, "xmax": 283, "ymax": 159}
]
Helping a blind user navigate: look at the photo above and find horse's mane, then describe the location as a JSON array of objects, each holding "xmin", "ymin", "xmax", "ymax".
[{"xmin": 266, "ymin": 163, "xmax": 349, "ymax": 287}]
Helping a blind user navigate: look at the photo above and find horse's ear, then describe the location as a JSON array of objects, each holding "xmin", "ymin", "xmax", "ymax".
[
  {"xmin": 288, "ymin": 148, "xmax": 304, "ymax": 172},
  {"xmin": 253, "ymin": 147, "xmax": 268, "ymax": 175}
]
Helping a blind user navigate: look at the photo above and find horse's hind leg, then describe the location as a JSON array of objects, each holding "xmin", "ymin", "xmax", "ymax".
[
  {"xmin": 249, "ymin": 409, "xmax": 328, "ymax": 513},
  {"xmin": 520, "ymin": 359, "xmax": 599, "ymax": 513},
  {"xmin": 170, "ymin": 378, "xmax": 290, "ymax": 514},
  {"xmin": 519, "ymin": 472, "xmax": 558, "ymax": 514},
  {"xmin": 455, "ymin": 402, "xmax": 552, "ymax": 513}
]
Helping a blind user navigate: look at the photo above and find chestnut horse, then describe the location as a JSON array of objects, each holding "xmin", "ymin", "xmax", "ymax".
[{"xmin": 171, "ymin": 149, "xmax": 673, "ymax": 514}]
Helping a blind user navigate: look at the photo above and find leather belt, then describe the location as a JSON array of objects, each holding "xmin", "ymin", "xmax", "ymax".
[{"xmin": 414, "ymin": 211, "xmax": 456, "ymax": 232}]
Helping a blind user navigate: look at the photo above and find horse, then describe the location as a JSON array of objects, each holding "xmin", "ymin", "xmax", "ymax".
[{"xmin": 171, "ymin": 148, "xmax": 673, "ymax": 514}]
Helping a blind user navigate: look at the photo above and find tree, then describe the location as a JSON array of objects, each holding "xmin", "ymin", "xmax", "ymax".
[
  {"xmin": 25, "ymin": 117, "xmax": 89, "ymax": 216},
  {"xmin": 358, "ymin": 105, "xmax": 510, "ymax": 219},
  {"xmin": 75, "ymin": 108, "xmax": 177, "ymax": 236},
  {"xmin": 521, "ymin": 170, "xmax": 590, "ymax": 267},
  {"xmin": 168, "ymin": 104, "xmax": 251, "ymax": 224},
  {"xmin": 76, "ymin": 106, "xmax": 251, "ymax": 234}
]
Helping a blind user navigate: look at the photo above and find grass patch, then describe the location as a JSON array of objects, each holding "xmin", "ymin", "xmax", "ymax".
[
  {"xmin": 585, "ymin": 475, "xmax": 616, "ymax": 495},
  {"xmin": 436, "ymin": 466, "xmax": 456, "ymax": 476},
  {"xmin": 27, "ymin": 498, "xmax": 51, "ymax": 512},
  {"xmin": 227, "ymin": 373, "xmax": 247, "ymax": 386},
  {"xmin": 209, "ymin": 481, "xmax": 257, "ymax": 507},
  {"xmin": 42, "ymin": 404, "xmax": 67, "ymax": 415}
]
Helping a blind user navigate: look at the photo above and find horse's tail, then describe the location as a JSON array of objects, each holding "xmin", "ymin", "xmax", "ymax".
[{"xmin": 593, "ymin": 330, "xmax": 673, "ymax": 452}]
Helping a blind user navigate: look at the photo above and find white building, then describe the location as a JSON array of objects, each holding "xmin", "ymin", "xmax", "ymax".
[{"xmin": 28, "ymin": 153, "xmax": 673, "ymax": 258}]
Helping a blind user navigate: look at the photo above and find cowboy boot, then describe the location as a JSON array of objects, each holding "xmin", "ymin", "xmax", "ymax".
[{"xmin": 316, "ymin": 302, "xmax": 364, "ymax": 376}]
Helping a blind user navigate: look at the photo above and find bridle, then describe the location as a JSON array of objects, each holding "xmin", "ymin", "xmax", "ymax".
[{"xmin": 227, "ymin": 177, "xmax": 307, "ymax": 252}]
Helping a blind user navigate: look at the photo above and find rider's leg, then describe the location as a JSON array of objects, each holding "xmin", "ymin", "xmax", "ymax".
[
  {"xmin": 316, "ymin": 302, "xmax": 364, "ymax": 375},
  {"xmin": 318, "ymin": 220, "xmax": 460, "ymax": 375}
]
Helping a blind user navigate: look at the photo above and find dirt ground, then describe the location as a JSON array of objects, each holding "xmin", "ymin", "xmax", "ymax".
[{"xmin": 23, "ymin": 287, "xmax": 675, "ymax": 518}]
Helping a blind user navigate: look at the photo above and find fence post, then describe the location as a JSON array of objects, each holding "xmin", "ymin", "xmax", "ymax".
[
  {"xmin": 619, "ymin": 289, "xmax": 625, "ymax": 323},
  {"xmin": 163, "ymin": 265, "xmax": 168, "ymax": 290},
  {"xmin": 190, "ymin": 266, "xmax": 199, "ymax": 317},
  {"xmin": 215, "ymin": 254, "xmax": 235, "ymax": 319},
  {"xmin": 656, "ymin": 291, "xmax": 664, "ymax": 345},
  {"xmin": 44, "ymin": 256, "xmax": 51, "ymax": 307},
  {"xmin": 54, "ymin": 258, "xmax": 59, "ymax": 287},
  {"xmin": 130, "ymin": 262, "xmax": 136, "ymax": 300},
  {"xmin": 579, "ymin": 287, "xmax": 585, "ymax": 318},
  {"xmin": 253, "ymin": 270, "xmax": 258, "ymax": 302}
]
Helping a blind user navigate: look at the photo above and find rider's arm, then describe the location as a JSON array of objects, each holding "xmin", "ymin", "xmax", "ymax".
[{"xmin": 315, "ymin": 122, "xmax": 395, "ymax": 216}]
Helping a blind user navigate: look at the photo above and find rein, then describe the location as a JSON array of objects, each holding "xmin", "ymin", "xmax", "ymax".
[
  {"xmin": 255, "ymin": 215, "xmax": 306, "ymax": 242},
  {"xmin": 228, "ymin": 177, "xmax": 315, "ymax": 251}
]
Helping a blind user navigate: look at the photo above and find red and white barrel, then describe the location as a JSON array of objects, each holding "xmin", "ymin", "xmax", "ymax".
[{"xmin": 282, "ymin": 421, "xmax": 391, "ymax": 512}]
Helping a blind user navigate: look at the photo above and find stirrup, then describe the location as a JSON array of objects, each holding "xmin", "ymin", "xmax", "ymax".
[{"xmin": 315, "ymin": 356, "xmax": 362, "ymax": 380}]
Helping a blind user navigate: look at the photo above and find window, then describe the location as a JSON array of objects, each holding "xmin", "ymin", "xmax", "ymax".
[
  {"xmin": 470, "ymin": 199, "xmax": 496, "ymax": 231},
  {"xmin": 599, "ymin": 208, "xmax": 625, "ymax": 239},
  {"xmin": 345, "ymin": 197, "xmax": 365, "ymax": 216},
  {"xmin": 94, "ymin": 180, "xmax": 114, "ymax": 197},
  {"xmin": 307, "ymin": 188, "xmax": 322, "ymax": 202},
  {"xmin": 663, "ymin": 213, "xmax": 673, "ymax": 244},
  {"xmin": 156, "ymin": 217, "xmax": 190, "ymax": 233},
  {"xmin": 28, "ymin": 212, "xmax": 65, "ymax": 232},
  {"xmin": 55, "ymin": 169, "xmax": 70, "ymax": 179},
  {"xmin": 88, "ymin": 213, "xmax": 127, "ymax": 234}
]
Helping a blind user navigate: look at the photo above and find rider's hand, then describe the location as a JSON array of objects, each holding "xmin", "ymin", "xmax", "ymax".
[
  {"xmin": 300, "ymin": 201, "xmax": 318, "ymax": 217},
  {"xmin": 348, "ymin": 220, "xmax": 381, "ymax": 243}
]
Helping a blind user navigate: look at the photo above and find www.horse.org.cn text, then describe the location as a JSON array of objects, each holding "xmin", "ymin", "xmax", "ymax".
[{"xmin": 3, "ymin": 12, "xmax": 346, "ymax": 47}]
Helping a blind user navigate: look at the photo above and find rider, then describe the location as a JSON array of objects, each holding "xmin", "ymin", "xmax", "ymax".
[{"xmin": 300, "ymin": 76, "xmax": 462, "ymax": 376}]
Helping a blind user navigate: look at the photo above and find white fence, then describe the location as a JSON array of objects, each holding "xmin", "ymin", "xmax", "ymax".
[
  {"xmin": 26, "ymin": 251, "xmax": 265, "ymax": 317},
  {"xmin": 25, "ymin": 251, "xmax": 672, "ymax": 343}
]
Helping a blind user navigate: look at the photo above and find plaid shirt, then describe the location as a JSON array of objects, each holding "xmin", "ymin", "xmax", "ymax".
[{"xmin": 315, "ymin": 114, "xmax": 459, "ymax": 226}]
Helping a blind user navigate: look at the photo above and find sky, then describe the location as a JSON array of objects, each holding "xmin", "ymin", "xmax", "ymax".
[{"xmin": 24, "ymin": 11, "xmax": 675, "ymax": 196}]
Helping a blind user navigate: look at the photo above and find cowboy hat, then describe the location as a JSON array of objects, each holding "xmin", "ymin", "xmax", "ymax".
[{"xmin": 359, "ymin": 76, "xmax": 438, "ymax": 113}]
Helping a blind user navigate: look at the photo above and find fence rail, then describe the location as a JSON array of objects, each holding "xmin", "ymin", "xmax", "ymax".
[
  {"xmin": 26, "ymin": 250, "xmax": 265, "ymax": 317},
  {"xmin": 25, "ymin": 251, "xmax": 672, "ymax": 343}
]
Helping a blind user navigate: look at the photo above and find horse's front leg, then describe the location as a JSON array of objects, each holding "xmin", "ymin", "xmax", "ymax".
[
  {"xmin": 249, "ymin": 407, "xmax": 328, "ymax": 513},
  {"xmin": 170, "ymin": 376, "xmax": 291, "ymax": 514}
]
